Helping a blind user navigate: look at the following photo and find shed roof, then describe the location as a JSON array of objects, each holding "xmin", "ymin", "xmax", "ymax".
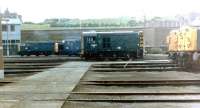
[{"xmin": 82, "ymin": 31, "xmax": 138, "ymax": 36}]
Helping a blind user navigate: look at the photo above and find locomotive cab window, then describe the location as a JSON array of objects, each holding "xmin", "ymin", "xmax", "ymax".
[
  {"xmin": 59, "ymin": 44, "xmax": 64, "ymax": 51},
  {"xmin": 87, "ymin": 37, "xmax": 96, "ymax": 43}
]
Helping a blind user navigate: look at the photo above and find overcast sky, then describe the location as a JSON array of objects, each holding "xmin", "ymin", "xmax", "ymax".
[{"xmin": 0, "ymin": 0, "xmax": 199, "ymax": 23}]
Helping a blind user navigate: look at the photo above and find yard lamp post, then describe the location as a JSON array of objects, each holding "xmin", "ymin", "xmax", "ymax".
[
  {"xmin": 79, "ymin": 19, "xmax": 82, "ymax": 29},
  {"xmin": 0, "ymin": 16, "xmax": 4, "ymax": 79}
]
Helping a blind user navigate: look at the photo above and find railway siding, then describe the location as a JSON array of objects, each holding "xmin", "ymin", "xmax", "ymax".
[{"xmin": 62, "ymin": 61, "xmax": 200, "ymax": 108}]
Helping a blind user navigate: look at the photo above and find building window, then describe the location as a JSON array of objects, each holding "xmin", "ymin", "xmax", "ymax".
[
  {"xmin": 2, "ymin": 25, "xmax": 7, "ymax": 31},
  {"xmin": 11, "ymin": 40, "xmax": 15, "ymax": 43},
  {"xmin": 16, "ymin": 40, "xmax": 20, "ymax": 43},
  {"xmin": 11, "ymin": 25, "xmax": 15, "ymax": 32}
]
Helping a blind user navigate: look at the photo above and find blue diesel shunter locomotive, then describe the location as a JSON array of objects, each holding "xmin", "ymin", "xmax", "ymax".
[
  {"xmin": 18, "ymin": 41, "xmax": 55, "ymax": 56},
  {"xmin": 57, "ymin": 39, "xmax": 81, "ymax": 56},
  {"xmin": 81, "ymin": 31, "xmax": 143, "ymax": 60},
  {"xmin": 18, "ymin": 39, "xmax": 81, "ymax": 56}
]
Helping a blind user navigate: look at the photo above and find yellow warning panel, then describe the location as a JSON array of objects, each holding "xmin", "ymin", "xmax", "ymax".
[
  {"xmin": 168, "ymin": 30, "xmax": 178, "ymax": 52},
  {"xmin": 178, "ymin": 26, "xmax": 197, "ymax": 51}
]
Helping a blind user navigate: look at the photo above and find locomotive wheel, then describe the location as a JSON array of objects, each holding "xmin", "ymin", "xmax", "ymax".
[
  {"xmin": 109, "ymin": 58, "xmax": 117, "ymax": 61},
  {"xmin": 109, "ymin": 54, "xmax": 117, "ymax": 61},
  {"xmin": 96, "ymin": 57, "xmax": 105, "ymax": 61},
  {"xmin": 85, "ymin": 57, "xmax": 89, "ymax": 61},
  {"xmin": 122, "ymin": 54, "xmax": 130, "ymax": 61},
  {"xmin": 122, "ymin": 58, "xmax": 129, "ymax": 61},
  {"xmin": 44, "ymin": 52, "xmax": 49, "ymax": 56},
  {"xmin": 130, "ymin": 56, "xmax": 136, "ymax": 60}
]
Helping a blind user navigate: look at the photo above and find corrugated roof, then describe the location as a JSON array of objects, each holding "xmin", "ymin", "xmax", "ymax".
[
  {"xmin": 82, "ymin": 31, "xmax": 137, "ymax": 36},
  {"xmin": 83, "ymin": 31, "xmax": 135, "ymax": 33}
]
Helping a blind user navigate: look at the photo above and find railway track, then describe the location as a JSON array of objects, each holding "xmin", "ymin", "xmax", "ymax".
[
  {"xmin": 62, "ymin": 61, "xmax": 200, "ymax": 108},
  {"xmin": 1, "ymin": 56, "xmax": 81, "ymax": 83},
  {"xmin": 4, "ymin": 56, "xmax": 81, "ymax": 63},
  {"xmin": 4, "ymin": 62, "xmax": 62, "ymax": 74},
  {"xmin": 4, "ymin": 56, "xmax": 81, "ymax": 74}
]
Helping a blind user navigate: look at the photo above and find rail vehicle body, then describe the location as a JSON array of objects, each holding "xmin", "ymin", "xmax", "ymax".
[
  {"xmin": 18, "ymin": 41, "xmax": 55, "ymax": 56},
  {"xmin": 81, "ymin": 31, "xmax": 143, "ymax": 60},
  {"xmin": 57, "ymin": 39, "xmax": 81, "ymax": 56},
  {"xmin": 166, "ymin": 26, "xmax": 200, "ymax": 64},
  {"xmin": 18, "ymin": 39, "xmax": 81, "ymax": 56}
]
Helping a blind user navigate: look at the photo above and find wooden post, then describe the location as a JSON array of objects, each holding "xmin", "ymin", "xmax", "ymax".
[{"xmin": 0, "ymin": 17, "xmax": 4, "ymax": 79}]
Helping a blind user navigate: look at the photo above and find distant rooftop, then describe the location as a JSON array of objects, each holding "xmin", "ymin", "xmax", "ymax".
[
  {"xmin": 1, "ymin": 18, "xmax": 22, "ymax": 25},
  {"xmin": 0, "ymin": 8, "xmax": 22, "ymax": 25}
]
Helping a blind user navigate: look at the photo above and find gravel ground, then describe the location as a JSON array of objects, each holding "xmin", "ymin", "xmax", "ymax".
[
  {"xmin": 82, "ymin": 71, "xmax": 200, "ymax": 81},
  {"xmin": 63, "ymin": 101, "xmax": 200, "ymax": 108}
]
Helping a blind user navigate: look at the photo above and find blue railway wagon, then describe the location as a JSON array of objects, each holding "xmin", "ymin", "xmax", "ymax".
[
  {"xmin": 81, "ymin": 31, "xmax": 143, "ymax": 60},
  {"xmin": 18, "ymin": 41, "xmax": 55, "ymax": 56}
]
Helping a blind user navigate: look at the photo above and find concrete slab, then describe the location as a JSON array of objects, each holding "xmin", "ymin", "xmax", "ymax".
[{"xmin": 0, "ymin": 61, "xmax": 91, "ymax": 108}]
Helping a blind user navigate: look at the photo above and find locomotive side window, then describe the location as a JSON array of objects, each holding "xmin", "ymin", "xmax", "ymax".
[
  {"xmin": 103, "ymin": 38, "xmax": 110, "ymax": 48},
  {"xmin": 92, "ymin": 37, "xmax": 96, "ymax": 42}
]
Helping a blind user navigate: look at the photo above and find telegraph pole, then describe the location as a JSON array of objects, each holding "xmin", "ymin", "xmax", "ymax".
[
  {"xmin": 0, "ymin": 16, "xmax": 4, "ymax": 79},
  {"xmin": 143, "ymin": 14, "xmax": 146, "ymax": 28},
  {"xmin": 6, "ymin": 19, "xmax": 9, "ymax": 56}
]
